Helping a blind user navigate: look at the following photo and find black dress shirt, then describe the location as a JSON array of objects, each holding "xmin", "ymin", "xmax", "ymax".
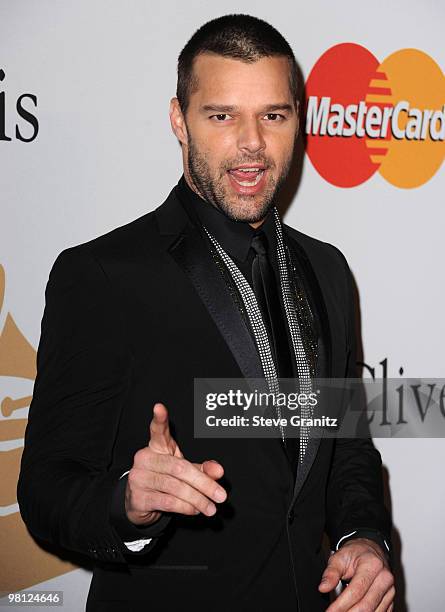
[{"xmin": 175, "ymin": 174, "xmax": 277, "ymax": 288}]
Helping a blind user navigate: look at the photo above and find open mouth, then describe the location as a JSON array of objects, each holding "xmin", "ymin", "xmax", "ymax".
[{"xmin": 228, "ymin": 167, "xmax": 266, "ymax": 187}]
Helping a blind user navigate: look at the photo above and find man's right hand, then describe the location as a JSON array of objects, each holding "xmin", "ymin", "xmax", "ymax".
[{"xmin": 125, "ymin": 402, "xmax": 227, "ymax": 526}]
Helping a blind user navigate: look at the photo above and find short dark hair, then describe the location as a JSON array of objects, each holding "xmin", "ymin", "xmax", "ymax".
[{"xmin": 177, "ymin": 14, "xmax": 299, "ymax": 114}]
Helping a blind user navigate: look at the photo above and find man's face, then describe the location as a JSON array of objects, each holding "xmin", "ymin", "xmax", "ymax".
[{"xmin": 171, "ymin": 53, "xmax": 299, "ymax": 225}]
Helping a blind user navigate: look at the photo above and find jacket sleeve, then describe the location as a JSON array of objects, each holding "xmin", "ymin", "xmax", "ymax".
[
  {"xmin": 17, "ymin": 246, "xmax": 167, "ymax": 564},
  {"xmin": 324, "ymin": 246, "xmax": 392, "ymax": 552},
  {"xmin": 109, "ymin": 472, "xmax": 172, "ymax": 553}
]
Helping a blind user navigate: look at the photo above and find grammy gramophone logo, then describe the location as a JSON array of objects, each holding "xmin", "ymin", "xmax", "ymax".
[{"xmin": 0, "ymin": 264, "xmax": 76, "ymax": 594}]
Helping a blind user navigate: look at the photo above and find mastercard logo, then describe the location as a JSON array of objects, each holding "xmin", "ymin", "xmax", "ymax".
[{"xmin": 305, "ymin": 43, "xmax": 445, "ymax": 188}]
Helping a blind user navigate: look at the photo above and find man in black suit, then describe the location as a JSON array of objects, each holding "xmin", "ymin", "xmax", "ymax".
[{"xmin": 18, "ymin": 14, "xmax": 395, "ymax": 612}]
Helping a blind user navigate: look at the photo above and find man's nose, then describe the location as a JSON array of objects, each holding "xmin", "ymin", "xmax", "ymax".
[{"xmin": 237, "ymin": 118, "xmax": 266, "ymax": 155}]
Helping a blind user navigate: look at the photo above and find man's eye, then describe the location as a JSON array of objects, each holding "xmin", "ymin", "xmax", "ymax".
[
  {"xmin": 211, "ymin": 114, "xmax": 231, "ymax": 121},
  {"xmin": 264, "ymin": 113, "xmax": 284, "ymax": 121}
]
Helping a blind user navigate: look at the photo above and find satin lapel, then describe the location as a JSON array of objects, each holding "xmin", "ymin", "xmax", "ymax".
[
  {"xmin": 166, "ymin": 220, "xmax": 265, "ymax": 382},
  {"xmin": 286, "ymin": 232, "xmax": 333, "ymax": 503}
]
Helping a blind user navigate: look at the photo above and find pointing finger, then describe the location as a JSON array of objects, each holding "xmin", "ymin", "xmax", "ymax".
[{"xmin": 149, "ymin": 403, "xmax": 174, "ymax": 453}]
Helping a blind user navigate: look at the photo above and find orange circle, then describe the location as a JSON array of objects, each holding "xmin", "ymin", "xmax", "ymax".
[{"xmin": 377, "ymin": 49, "xmax": 445, "ymax": 189}]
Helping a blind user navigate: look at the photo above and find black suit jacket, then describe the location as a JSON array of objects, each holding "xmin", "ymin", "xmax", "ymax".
[{"xmin": 18, "ymin": 187, "xmax": 390, "ymax": 611}]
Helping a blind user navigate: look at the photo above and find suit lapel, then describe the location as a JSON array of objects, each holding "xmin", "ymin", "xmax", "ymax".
[
  {"xmin": 285, "ymin": 231, "xmax": 333, "ymax": 502},
  {"xmin": 155, "ymin": 191, "xmax": 264, "ymax": 382}
]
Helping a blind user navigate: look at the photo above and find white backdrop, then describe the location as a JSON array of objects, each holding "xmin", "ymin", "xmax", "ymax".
[{"xmin": 1, "ymin": 1, "xmax": 443, "ymax": 610}]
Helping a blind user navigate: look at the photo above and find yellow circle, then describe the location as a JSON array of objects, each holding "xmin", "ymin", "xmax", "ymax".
[{"xmin": 378, "ymin": 49, "xmax": 445, "ymax": 189}]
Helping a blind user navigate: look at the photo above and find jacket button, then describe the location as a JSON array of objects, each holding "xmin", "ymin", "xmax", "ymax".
[{"xmin": 288, "ymin": 509, "xmax": 295, "ymax": 524}]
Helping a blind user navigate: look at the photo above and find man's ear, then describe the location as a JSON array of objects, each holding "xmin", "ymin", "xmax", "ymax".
[{"xmin": 169, "ymin": 97, "xmax": 188, "ymax": 145}]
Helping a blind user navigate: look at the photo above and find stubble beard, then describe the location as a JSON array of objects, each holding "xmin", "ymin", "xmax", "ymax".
[{"xmin": 186, "ymin": 135, "xmax": 294, "ymax": 224}]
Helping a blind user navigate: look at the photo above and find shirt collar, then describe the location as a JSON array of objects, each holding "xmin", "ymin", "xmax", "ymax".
[{"xmin": 175, "ymin": 174, "xmax": 277, "ymax": 262}]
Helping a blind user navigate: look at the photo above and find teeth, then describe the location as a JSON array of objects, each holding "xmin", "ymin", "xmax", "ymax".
[
  {"xmin": 233, "ymin": 170, "xmax": 264, "ymax": 186},
  {"xmin": 237, "ymin": 168, "xmax": 262, "ymax": 172}
]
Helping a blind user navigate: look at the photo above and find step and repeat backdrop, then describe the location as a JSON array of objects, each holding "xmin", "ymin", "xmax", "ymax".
[{"xmin": 1, "ymin": 1, "xmax": 443, "ymax": 610}]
